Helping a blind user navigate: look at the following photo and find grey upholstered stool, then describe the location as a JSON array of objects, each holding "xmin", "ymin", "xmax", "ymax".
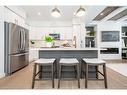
[
  {"xmin": 32, "ymin": 58, "xmax": 56, "ymax": 89},
  {"xmin": 58, "ymin": 58, "xmax": 80, "ymax": 88},
  {"xmin": 82, "ymin": 58, "xmax": 107, "ymax": 88}
]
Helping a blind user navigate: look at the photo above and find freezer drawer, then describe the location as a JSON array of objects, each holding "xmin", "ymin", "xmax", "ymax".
[{"xmin": 8, "ymin": 53, "xmax": 29, "ymax": 74}]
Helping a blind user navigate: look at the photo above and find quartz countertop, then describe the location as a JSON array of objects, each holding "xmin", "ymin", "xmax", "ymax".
[{"xmin": 29, "ymin": 47, "xmax": 99, "ymax": 51}]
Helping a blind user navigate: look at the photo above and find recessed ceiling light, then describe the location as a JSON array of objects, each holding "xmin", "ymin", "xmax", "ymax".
[
  {"xmin": 38, "ymin": 12, "xmax": 41, "ymax": 15},
  {"xmin": 100, "ymin": 13, "xmax": 104, "ymax": 16},
  {"xmin": 51, "ymin": 7, "xmax": 61, "ymax": 18},
  {"xmin": 75, "ymin": 6, "xmax": 85, "ymax": 17}
]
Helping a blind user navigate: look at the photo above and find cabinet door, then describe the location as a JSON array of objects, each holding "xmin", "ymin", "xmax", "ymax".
[
  {"xmin": 4, "ymin": 7, "xmax": 25, "ymax": 27},
  {"xmin": 29, "ymin": 50, "xmax": 38, "ymax": 62},
  {"xmin": 17, "ymin": 16, "xmax": 25, "ymax": 27},
  {"xmin": 4, "ymin": 8, "xmax": 18, "ymax": 24}
]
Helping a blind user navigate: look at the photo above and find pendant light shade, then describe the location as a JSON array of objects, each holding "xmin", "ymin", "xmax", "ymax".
[
  {"xmin": 51, "ymin": 7, "xmax": 61, "ymax": 17},
  {"xmin": 76, "ymin": 6, "xmax": 85, "ymax": 17}
]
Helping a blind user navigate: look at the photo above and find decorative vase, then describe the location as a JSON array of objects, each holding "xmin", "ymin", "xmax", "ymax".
[{"xmin": 46, "ymin": 42, "xmax": 52, "ymax": 47}]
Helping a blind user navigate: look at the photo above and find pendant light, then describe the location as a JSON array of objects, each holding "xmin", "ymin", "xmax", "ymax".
[
  {"xmin": 51, "ymin": 6, "xmax": 61, "ymax": 17},
  {"xmin": 76, "ymin": 6, "xmax": 85, "ymax": 17}
]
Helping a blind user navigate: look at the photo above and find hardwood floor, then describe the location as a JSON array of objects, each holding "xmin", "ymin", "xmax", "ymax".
[
  {"xmin": 105, "ymin": 59, "xmax": 127, "ymax": 64},
  {"xmin": 0, "ymin": 60, "xmax": 127, "ymax": 89}
]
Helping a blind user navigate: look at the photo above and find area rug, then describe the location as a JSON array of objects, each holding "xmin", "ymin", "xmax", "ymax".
[{"xmin": 106, "ymin": 64, "xmax": 127, "ymax": 77}]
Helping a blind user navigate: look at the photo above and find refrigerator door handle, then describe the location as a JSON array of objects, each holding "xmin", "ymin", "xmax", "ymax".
[
  {"xmin": 23, "ymin": 30, "xmax": 26, "ymax": 51},
  {"xmin": 11, "ymin": 53, "xmax": 29, "ymax": 57},
  {"xmin": 19, "ymin": 29, "xmax": 22, "ymax": 51},
  {"xmin": 18, "ymin": 30, "xmax": 21, "ymax": 51},
  {"xmin": 21, "ymin": 29, "xmax": 24, "ymax": 51}
]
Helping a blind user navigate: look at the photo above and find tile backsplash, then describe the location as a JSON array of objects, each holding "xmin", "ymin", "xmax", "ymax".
[{"xmin": 29, "ymin": 40, "xmax": 74, "ymax": 48}]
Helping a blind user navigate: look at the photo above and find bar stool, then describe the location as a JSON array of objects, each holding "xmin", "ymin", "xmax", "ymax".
[
  {"xmin": 82, "ymin": 58, "xmax": 107, "ymax": 88},
  {"xmin": 32, "ymin": 58, "xmax": 56, "ymax": 89},
  {"xmin": 58, "ymin": 58, "xmax": 80, "ymax": 88}
]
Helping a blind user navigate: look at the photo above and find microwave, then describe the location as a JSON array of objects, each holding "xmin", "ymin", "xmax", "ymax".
[{"xmin": 49, "ymin": 33, "xmax": 60, "ymax": 40}]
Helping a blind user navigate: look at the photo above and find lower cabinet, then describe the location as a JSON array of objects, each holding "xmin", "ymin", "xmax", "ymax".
[{"xmin": 29, "ymin": 49, "xmax": 38, "ymax": 62}]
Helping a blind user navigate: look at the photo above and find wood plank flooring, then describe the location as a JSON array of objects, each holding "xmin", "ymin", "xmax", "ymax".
[{"xmin": 0, "ymin": 60, "xmax": 127, "ymax": 89}]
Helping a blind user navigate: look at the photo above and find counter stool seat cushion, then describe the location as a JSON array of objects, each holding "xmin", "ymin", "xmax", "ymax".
[
  {"xmin": 60, "ymin": 58, "xmax": 79, "ymax": 64},
  {"xmin": 83, "ymin": 58, "xmax": 105, "ymax": 65},
  {"xmin": 35, "ymin": 58, "xmax": 55, "ymax": 64}
]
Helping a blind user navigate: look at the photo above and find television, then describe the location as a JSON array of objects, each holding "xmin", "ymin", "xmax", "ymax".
[{"xmin": 101, "ymin": 31, "xmax": 120, "ymax": 42}]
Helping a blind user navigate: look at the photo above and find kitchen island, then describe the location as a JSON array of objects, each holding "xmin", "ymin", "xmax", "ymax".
[{"xmin": 30, "ymin": 48, "xmax": 99, "ymax": 79}]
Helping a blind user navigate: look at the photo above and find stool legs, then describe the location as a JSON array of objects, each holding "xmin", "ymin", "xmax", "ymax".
[
  {"xmin": 52, "ymin": 64, "xmax": 54, "ymax": 88},
  {"xmin": 32, "ymin": 64, "xmax": 37, "ymax": 89},
  {"xmin": 39, "ymin": 66, "xmax": 42, "ymax": 79},
  {"xmin": 103, "ymin": 64, "xmax": 108, "ymax": 88},
  {"xmin": 96, "ymin": 66, "xmax": 98, "ymax": 79},
  {"xmin": 85, "ymin": 63, "xmax": 108, "ymax": 89},
  {"xmin": 32, "ymin": 63, "xmax": 55, "ymax": 89},
  {"xmin": 85, "ymin": 63, "xmax": 88, "ymax": 88},
  {"xmin": 74, "ymin": 66, "xmax": 77, "ymax": 78},
  {"xmin": 58, "ymin": 64, "xmax": 80, "ymax": 88},
  {"xmin": 77, "ymin": 64, "xmax": 80, "ymax": 88},
  {"xmin": 58, "ymin": 65, "xmax": 62, "ymax": 88}
]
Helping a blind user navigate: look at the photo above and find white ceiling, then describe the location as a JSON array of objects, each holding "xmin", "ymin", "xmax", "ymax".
[{"xmin": 20, "ymin": 6, "xmax": 106, "ymax": 25}]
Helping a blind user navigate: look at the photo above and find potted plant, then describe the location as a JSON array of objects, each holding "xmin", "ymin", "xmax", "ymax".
[
  {"xmin": 86, "ymin": 31, "xmax": 96, "ymax": 36},
  {"xmin": 30, "ymin": 40, "xmax": 35, "ymax": 47},
  {"xmin": 44, "ymin": 35, "xmax": 54, "ymax": 47}
]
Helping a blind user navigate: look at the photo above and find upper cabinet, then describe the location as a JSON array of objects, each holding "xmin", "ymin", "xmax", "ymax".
[{"xmin": 4, "ymin": 7, "xmax": 25, "ymax": 27}]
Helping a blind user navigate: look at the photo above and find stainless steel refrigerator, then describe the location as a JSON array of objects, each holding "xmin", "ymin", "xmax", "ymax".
[{"xmin": 4, "ymin": 22, "xmax": 29, "ymax": 75}]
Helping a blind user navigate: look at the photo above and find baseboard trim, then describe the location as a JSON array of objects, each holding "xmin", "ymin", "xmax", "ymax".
[{"xmin": 0, "ymin": 73, "xmax": 5, "ymax": 78}]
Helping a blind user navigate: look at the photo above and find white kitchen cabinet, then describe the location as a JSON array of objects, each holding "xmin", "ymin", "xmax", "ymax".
[
  {"xmin": 4, "ymin": 7, "xmax": 25, "ymax": 27},
  {"xmin": 4, "ymin": 7, "xmax": 17, "ymax": 23},
  {"xmin": 24, "ymin": 23, "xmax": 30, "ymax": 30},
  {"xmin": 29, "ymin": 49, "xmax": 38, "ymax": 62},
  {"xmin": 73, "ymin": 25, "xmax": 81, "ymax": 48},
  {"xmin": 17, "ymin": 15, "xmax": 25, "ymax": 27}
]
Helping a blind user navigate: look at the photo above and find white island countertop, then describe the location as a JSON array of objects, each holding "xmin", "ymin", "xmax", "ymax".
[{"xmin": 30, "ymin": 47, "xmax": 99, "ymax": 51}]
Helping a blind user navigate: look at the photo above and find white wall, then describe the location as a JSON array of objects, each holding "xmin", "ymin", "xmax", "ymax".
[
  {"xmin": 122, "ymin": 21, "xmax": 127, "ymax": 26},
  {"xmin": 28, "ymin": 21, "xmax": 73, "ymax": 40},
  {"xmin": 97, "ymin": 21, "xmax": 122, "ymax": 59},
  {"xmin": 0, "ymin": 6, "xmax": 5, "ymax": 78}
]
